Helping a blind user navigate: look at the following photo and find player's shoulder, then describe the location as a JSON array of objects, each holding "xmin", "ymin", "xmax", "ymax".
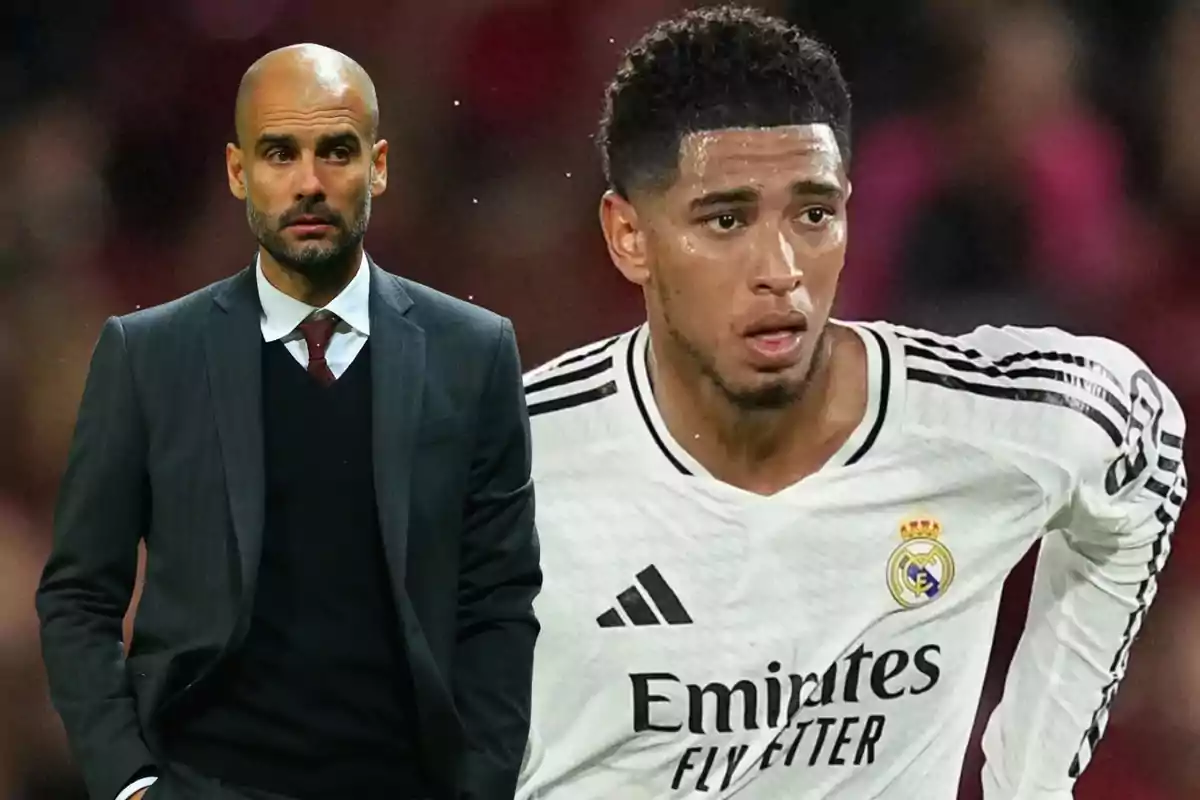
[
  {"xmin": 873, "ymin": 319, "xmax": 1183, "ymax": 470},
  {"xmin": 884, "ymin": 320, "xmax": 1144, "ymax": 374},
  {"xmin": 523, "ymin": 329, "xmax": 630, "ymax": 422},
  {"xmin": 522, "ymin": 328, "xmax": 648, "ymax": 472}
]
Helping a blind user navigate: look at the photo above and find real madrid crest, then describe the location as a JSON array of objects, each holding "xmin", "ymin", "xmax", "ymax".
[{"xmin": 886, "ymin": 517, "xmax": 955, "ymax": 609}]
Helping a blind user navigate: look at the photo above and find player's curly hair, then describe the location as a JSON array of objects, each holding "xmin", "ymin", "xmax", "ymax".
[{"xmin": 599, "ymin": 5, "xmax": 852, "ymax": 198}]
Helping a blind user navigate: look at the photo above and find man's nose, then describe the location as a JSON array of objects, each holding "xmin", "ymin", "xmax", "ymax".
[
  {"xmin": 293, "ymin": 153, "xmax": 325, "ymax": 198},
  {"xmin": 750, "ymin": 229, "xmax": 803, "ymax": 295}
]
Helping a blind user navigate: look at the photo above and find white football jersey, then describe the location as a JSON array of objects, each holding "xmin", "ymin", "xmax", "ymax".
[{"xmin": 516, "ymin": 321, "xmax": 1188, "ymax": 800}]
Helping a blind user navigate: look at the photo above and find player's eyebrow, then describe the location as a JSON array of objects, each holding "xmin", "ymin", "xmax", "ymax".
[
  {"xmin": 688, "ymin": 188, "xmax": 760, "ymax": 212},
  {"xmin": 689, "ymin": 181, "xmax": 843, "ymax": 212},
  {"xmin": 791, "ymin": 179, "xmax": 843, "ymax": 200}
]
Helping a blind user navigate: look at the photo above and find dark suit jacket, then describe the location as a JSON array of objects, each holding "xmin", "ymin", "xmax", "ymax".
[{"xmin": 35, "ymin": 261, "xmax": 541, "ymax": 800}]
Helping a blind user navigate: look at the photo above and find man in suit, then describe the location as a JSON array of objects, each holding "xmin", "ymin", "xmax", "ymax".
[{"xmin": 36, "ymin": 44, "xmax": 540, "ymax": 800}]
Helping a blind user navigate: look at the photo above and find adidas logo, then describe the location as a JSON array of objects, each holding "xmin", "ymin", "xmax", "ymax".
[{"xmin": 597, "ymin": 565, "xmax": 693, "ymax": 628}]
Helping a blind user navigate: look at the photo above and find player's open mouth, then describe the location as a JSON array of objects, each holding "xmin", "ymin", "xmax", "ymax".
[
  {"xmin": 750, "ymin": 330, "xmax": 801, "ymax": 348},
  {"xmin": 747, "ymin": 329, "xmax": 803, "ymax": 357},
  {"xmin": 742, "ymin": 314, "xmax": 808, "ymax": 363}
]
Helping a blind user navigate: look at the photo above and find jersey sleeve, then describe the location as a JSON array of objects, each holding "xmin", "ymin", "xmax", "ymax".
[{"xmin": 980, "ymin": 337, "xmax": 1188, "ymax": 798}]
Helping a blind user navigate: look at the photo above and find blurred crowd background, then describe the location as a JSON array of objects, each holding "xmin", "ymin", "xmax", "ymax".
[{"xmin": 1, "ymin": 0, "xmax": 1196, "ymax": 797}]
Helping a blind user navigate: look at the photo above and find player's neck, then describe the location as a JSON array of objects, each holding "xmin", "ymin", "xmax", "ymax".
[{"xmin": 648, "ymin": 325, "xmax": 867, "ymax": 495}]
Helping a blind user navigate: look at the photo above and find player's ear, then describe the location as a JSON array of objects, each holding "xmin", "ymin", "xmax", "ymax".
[
  {"xmin": 600, "ymin": 190, "xmax": 650, "ymax": 286},
  {"xmin": 226, "ymin": 142, "xmax": 247, "ymax": 200}
]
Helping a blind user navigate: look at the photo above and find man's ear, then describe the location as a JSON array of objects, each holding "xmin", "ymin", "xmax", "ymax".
[
  {"xmin": 226, "ymin": 143, "xmax": 247, "ymax": 200},
  {"xmin": 600, "ymin": 190, "xmax": 651, "ymax": 287},
  {"xmin": 370, "ymin": 138, "xmax": 388, "ymax": 197}
]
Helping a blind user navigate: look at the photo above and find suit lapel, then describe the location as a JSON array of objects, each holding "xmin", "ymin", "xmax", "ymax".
[
  {"xmin": 368, "ymin": 262, "xmax": 422, "ymax": 589},
  {"xmin": 206, "ymin": 266, "xmax": 266, "ymax": 616},
  {"xmin": 368, "ymin": 268, "xmax": 460, "ymax": 771}
]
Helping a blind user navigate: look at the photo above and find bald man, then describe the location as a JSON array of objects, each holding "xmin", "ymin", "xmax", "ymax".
[{"xmin": 37, "ymin": 44, "xmax": 541, "ymax": 800}]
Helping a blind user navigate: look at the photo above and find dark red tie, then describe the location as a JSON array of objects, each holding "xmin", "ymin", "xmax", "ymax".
[{"xmin": 297, "ymin": 315, "xmax": 338, "ymax": 386}]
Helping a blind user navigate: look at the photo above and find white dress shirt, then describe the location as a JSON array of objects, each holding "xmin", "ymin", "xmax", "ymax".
[
  {"xmin": 256, "ymin": 252, "xmax": 372, "ymax": 376},
  {"xmin": 114, "ymin": 253, "xmax": 373, "ymax": 800}
]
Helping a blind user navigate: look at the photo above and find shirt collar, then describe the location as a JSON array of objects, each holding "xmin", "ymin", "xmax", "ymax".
[{"xmin": 255, "ymin": 252, "xmax": 371, "ymax": 342}]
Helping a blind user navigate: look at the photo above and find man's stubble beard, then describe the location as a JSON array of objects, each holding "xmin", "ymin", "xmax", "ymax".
[
  {"xmin": 247, "ymin": 191, "xmax": 371, "ymax": 292},
  {"xmin": 656, "ymin": 278, "xmax": 829, "ymax": 413}
]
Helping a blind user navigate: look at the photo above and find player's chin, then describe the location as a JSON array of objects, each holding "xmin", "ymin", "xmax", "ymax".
[{"xmin": 724, "ymin": 368, "xmax": 809, "ymax": 411}]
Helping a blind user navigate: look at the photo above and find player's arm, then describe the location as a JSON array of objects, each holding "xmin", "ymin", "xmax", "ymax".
[
  {"xmin": 34, "ymin": 317, "xmax": 159, "ymax": 800},
  {"xmin": 980, "ymin": 340, "xmax": 1188, "ymax": 798},
  {"xmin": 455, "ymin": 318, "xmax": 543, "ymax": 800}
]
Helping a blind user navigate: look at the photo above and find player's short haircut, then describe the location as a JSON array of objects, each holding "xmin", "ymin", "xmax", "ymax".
[{"xmin": 598, "ymin": 5, "xmax": 852, "ymax": 198}]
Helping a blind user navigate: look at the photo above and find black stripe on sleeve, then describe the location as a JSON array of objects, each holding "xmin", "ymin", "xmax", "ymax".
[
  {"xmin": 527, "ymin": 381, "xmax": 617, "ymax": 417},
  {"xmin": 895, "ymin": 331, "xmax": 1123, "ymax": 387},
  {"xmin": 904, "ymin": 344, "xmax": 1131, "ymax": 422},
  {"xmin": 907, "ymin": 368, "xmax": 1124, "ymax": 446},
  {"xmin": 526, "ymin": 356, "xmax": 614, "ymax": 395},
  {"xmin": 556, "ymin": 335, "xmax": 621, "ymax": 368},
  {"xmin": 1067, "ymin": 476, "xmax": 1186, "ymax": 778}
]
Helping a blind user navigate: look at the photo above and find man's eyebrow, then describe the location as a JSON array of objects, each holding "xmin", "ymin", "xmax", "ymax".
[
  {"xmin": 255, "ymin": 133, "xmax": 296, "ymax": 151},
  {"xmin": 688, "ymin": 188, "xmax": 760, "ymax": 212},
  {"xmin": 792, "ymin": 179, "xmax": 843, "ymax": 200},
  {"xmin": 315, "ymin": 132, "xmax": 361, "ymax": 149},
  {"xmin": 254, "ymin": 131, "xmax": 362, "ymax": 151}
]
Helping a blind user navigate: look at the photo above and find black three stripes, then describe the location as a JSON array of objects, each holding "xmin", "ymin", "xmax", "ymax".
[
  {"xmin": 1068, "ymin": 449, "xmax": 1187, "ymax": 778},
  {"xmin": 597, "ymin": 565, "xmax": 693, "ymax": 628},
  {"xmin": 526, "ymin": 336, "xmax": 620, "ymax": 416},
  {"xmin": 900, "ymin": 332, "xmax": 1130, "ymax": 445},
  {"xmin": 903, "ymin": 328, "xmax": 1192, "ymax": 780}
]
